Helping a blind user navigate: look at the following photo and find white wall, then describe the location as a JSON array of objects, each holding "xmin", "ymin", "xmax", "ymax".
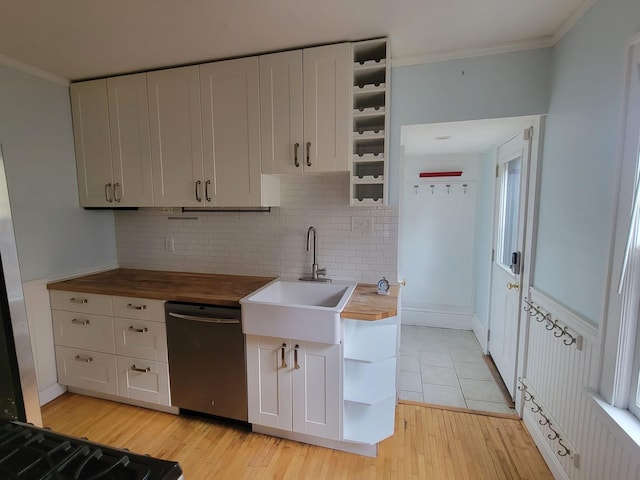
[
  {"xmin": 389, "ymin": 48, "xmax": 552, "ymax": 206},
  {"xmin": 0, "ymin": 65, "xmax": 117, "ymax": 282},
  {"xmin": 115, "ymin": 174, "xmax": 398, "ymax": 285},
  {"xmin": 533, "ymin": 0, "xmax": 640, "ymax": 324},
  {"xmin": 473, "ymin": 147, "xmax": 497, "ymax": 327},
  {"xmin": 399, "ymin": 154, "xmax": 478, "ymax": 328}
]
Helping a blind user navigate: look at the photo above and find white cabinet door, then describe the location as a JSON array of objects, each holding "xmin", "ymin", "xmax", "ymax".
[
  {"xmin": 259, "ymin": 51, "xmax": 304, "ymax": 175},
  {"xmin": 291, "ymin": 341, "xmax": 341, "ymax": 440},
  {"xmin": 116, "ymin": 356, "xmax": 170, "ymax": 406},
  {"xmin": 70, "ymin": 79, "xmax": 113, "ymax": 207},
  {"xmin": 52, "ymin": 310, "xmax": 115, "ymax": 354},
  {"xmin": 303, "ymin": 43, "xmax": 350, "ymax": 173},
  {"xmin": 246, "ymin": 336, "xmax": 293, "ymax": 431},
  {"xmin": 107, "ymin": 74, "xmax": 153, "ymax": 206},
  {"xmin": 113, "ymin": 317, "xmax": 167, "ymax": 362},
  {"xmin": 55, "ymin": 346, "xmax": 118, "ymax": 395},
  {"xmin": 200, "ymin": 57, "xmax": 262, "ymax": 206},
  {"xmin": 148, "ymin": 66, "xmax": 204, "ymax": 207}
]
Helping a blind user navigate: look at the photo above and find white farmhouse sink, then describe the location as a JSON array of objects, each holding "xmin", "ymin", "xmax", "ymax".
[{"xmin": 240, "ymin": 279, "xmax": 357, "ymax": 344}]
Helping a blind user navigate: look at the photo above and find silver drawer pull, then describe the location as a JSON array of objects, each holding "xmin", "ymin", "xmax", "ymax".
[
  {"xmin": 71, "ymin": 318, "xmax": 90, "ymax": 326},
  {"xmin": 74, "ymin": 355, "xmax": 93, "ymax": 363},
  {"xmin": 69, "ymin": 297, "xmax": 88, "ymax": 304},
  {"xmin": 127, "ymin": 303, "xmax": 147, "ymax": 310},
  {"xmin": 128, "ymin": 326, "xmax": 148, "ymax": 333},
  {"xmin": 168, "ymin": 312, "xmax": 240, "ymax": 324},
  {"xmin": 131, "ymin": 365, "xmax": 151, "ymax": 373}
]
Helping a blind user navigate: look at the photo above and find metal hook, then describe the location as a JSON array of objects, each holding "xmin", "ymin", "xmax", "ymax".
[
  {"xmin": 553, "ymin": 322, "xmax": 564, "ymax": 337},
  {"xmin": 430, "ymin": 184, "xmax": 435, "ymax": 195},
  {"xmin": 463, "ymin": 183, "xmax": 468, "ymax": 194},
  {"xmin": 446, "ymin": 184, "xmax": 451, "ymax": 194},
  {"xmin": 538, "ymin": 415, "xmax": 549, "ymax": 426},
  {"xmin": 529, "ymin": 397, "xmax": 541, "ymax": 413},
  {"xmin": 557, "ymin": 438, "xmax": 570, "ymax": 457},
  {"xmin": 545, "ymin": 319, "xmax": 555, "ymax": 331},
  {"xmin": 547, "ymin": 424, "xmax": 560, "ymax": 441},
  {"xmin": 563, "ymin": 331, "xmax": 577, "ymax": 346}
]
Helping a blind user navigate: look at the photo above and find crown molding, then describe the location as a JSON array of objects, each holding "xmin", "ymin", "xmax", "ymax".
[
  {"xmin": 391, "ymin": 37, "xmax": 554, "ymax": 68},
  {"xmin": 0, "ymin": 54, "xmax": 69, "ymax": 87},
  {"xmin": 552, "ymin": 0, "xmax": 599, "ymax": 44}
]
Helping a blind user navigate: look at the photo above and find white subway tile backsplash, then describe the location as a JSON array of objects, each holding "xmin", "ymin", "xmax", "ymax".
[{"xmin": 114, "ymin": 174, "xmax": 398, "ymax": 284}]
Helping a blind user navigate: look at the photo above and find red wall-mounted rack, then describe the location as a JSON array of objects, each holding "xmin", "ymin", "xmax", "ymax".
[{"xmin": 419, "ymin": 171, "xmax": 463, "ymax": 178}]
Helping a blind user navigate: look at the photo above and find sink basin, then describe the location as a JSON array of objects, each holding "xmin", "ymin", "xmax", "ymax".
[{"xmin": 240, "ymin": 279, "xmax": 357, "ymax": 344}]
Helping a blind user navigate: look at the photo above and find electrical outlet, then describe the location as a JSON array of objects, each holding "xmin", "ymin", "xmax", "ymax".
[
  {"xmin": 352, "ymin": 217, "xmax": 373, "ymax": 232},
  {"xmin": 164, "ymin": 237, "xmax": 175, "ymax": 252}
]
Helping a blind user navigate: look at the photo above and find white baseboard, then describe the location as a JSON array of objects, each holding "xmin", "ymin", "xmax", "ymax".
[
  {"xmin": 472, "ymin": 314, "xmax": 488, "ymax": 353},
  {"xmin": 523, "ymin": 412, "xmax": 570, "ymax": 480},
  {"xmin": 401, "ymin": 307, "xmax": 473, "ymax": 329},
  {"xmin": 68, "ymin": 387, "xmax": 180, "ymax": 415},
  {"xmin": 39, "ymin": 383, "xmax": 67, "ymax": 406}
]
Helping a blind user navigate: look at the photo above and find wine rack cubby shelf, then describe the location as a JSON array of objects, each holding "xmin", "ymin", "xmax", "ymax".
[{"xmin": 351, "ymin": 38, "xmax": 389, "ymax": 206}]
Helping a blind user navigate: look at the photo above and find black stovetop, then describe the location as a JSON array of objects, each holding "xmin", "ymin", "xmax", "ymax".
[{"xmin": 0, "ymin": 419, "xmax": 183, "ymax": 480}]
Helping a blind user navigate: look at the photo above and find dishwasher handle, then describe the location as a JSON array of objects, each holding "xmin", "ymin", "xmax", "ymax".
[{"xmin": 168, "ymin": 312, "xmax": 240, "ymax": 324}]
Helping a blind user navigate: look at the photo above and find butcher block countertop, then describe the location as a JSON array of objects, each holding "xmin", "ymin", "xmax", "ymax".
[
  {"xmin": 47, "ymin": 268, "xmax": 398, "ymax": 319},
  {"xmin": 341, "ymin": 284, "xmax": 399, "ymax": 321},
  {"xmin": 47, "ymin": 269, "xmax": 275, "ymax": 307}
]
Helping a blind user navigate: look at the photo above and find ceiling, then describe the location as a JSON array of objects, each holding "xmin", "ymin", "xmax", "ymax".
[
  {"xmin": 401, "ymin": 116, "xmax": 537, "ymax": 156},
  {"xmin": 0, "ymin": 0, "xmax": 591, "ymax": 82}
]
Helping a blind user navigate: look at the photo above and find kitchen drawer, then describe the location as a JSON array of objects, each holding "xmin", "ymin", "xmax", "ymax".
[
  {"xmin": 112, "ymin": 296, "xmax": 165, "ymax": 322},
  {"xmin": 52, "ymin": 310, "xmax": 115, "ymax": 354},
  {"xmin": 116, "ymin": 356, "xmax": 170, "ymax": 406},
  {"xmin": 114, "ymin": 317, "xmax": 168, "ymax": 362},
  {"xmin": 55, "ymin": 346, "xmax": 118, "ymax": 395},
  {"xmin": 49, "ymin": 290, "xmax": 112, "ymax": 316}
]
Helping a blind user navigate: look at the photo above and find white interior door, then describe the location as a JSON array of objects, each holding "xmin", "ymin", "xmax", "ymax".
[{"xmin": 488, "ymin": 130, "xmax": 531, "ymax": 399}]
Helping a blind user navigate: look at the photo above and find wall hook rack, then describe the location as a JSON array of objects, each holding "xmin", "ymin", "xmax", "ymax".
[{"xmin": 523, "ymin": 298, "xmax": 582, "ymax": 350}]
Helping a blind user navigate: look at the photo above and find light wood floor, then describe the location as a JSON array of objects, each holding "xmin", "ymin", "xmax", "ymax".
[{"xmin": 41, "ymin": 393, "xmax": 552, "ymax": 479}]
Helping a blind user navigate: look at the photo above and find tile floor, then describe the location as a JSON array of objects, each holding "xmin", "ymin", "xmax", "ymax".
[{"xmin": 398, "ymin": 325, "xmax": 517, "ymax": 416}]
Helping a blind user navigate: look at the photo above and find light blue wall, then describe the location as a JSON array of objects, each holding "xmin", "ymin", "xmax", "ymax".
[
  {"xmin": 473, "ymin": 147, "xmax": 497, "ymax": 326},
  {"xmin": 390, "ymin": 48, "xmax": 552, "ymax": 206},
  {"xmin": 0, "ymin": 65, "xmax": 117, "ymax": 282},
  {"xmin": 534, "ymin": 0, "xmax": 640, "ymax": 324}
]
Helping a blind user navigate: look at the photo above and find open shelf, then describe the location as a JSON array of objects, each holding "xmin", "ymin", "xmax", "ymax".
[
  {"xmin": 343, "ymin": 318, "xmax": 397, "ymax": 362},
  {"xmin": 344, "ymin": 357, "xmax": 396, "ymax": 404},
  {"xmin": 343, "ymin": 395, "xmax": 396, "ymax": 445},
  {"xmin": 351, "ymin": 38, "xmax": 389, "ymax": 206}
]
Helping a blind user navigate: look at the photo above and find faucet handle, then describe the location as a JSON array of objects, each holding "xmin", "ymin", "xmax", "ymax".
[{"xmin": 316, "ymin": 267, "xmax": 327, "ymax": 277}]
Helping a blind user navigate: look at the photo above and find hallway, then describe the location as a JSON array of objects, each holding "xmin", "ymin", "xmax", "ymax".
[{"xmin": 399, "ymin": 326, "xmax": 516, "ymax": 416}]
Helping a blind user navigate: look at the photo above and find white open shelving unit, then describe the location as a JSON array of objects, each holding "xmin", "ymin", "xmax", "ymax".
[
  {"xmin": 342, "ymin": 316, "xmax": 398, "ymax": 445},
  {"xmin": 351, "ymin": 38, "xmax": 390, "ymax": 206}
]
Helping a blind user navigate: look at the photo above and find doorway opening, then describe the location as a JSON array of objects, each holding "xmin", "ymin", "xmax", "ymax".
[{"xmin": 397, "ymin": 116, "xmax": 541, "ymax": 415}]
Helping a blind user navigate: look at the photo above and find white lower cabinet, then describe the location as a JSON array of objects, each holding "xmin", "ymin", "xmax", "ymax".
[
  {"xmin": 50, "ymin": 291, "xmax": 171, "ymax": 408},
  {"xmin": 116, "ymin": 356, "xmax": 170, "ymax": 405},
  {"xmin": 246, "ymin": 335, "xmax": 341, "ymax": 441},
  {"xmin": 55, "ymin": 346, "xmax": 118, "ymax": 395}
]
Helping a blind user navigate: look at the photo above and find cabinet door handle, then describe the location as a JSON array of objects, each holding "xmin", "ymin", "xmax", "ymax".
[
  {"xmin": 128, "ymin": 326, "xmax": 148, "ymax": 333},
  {"xmin": 71, "ymin": 318, "xmax": 90, "ymax": 326},
  {"xmin": 126, "ymin": 303, "xmax": 147, "ymax": 311},
  {"xmin": 74, "ymin": 355, "xmax": 93, "ymax": 363},
  {"xmin": 205, "ymin": 180, "xmax": 212, "ymax": 202},
  {"xmin": 131, "ymin": 365, "xmax": 151, "ymax": 373},
  {"xmin": 69, "ymin": 297, "xmax": 88, "ymax": 304},
  {"xmin": 105, "ymin": 183, "xmax": 113, "ymax": 203},
  {"xmin": 294, "ymin": 143, "xmax": 300, "ymax": 167},
  {"xmin": 195, "ymin": 180, "xmax": 202, "ymax": 202},
  {"xmin": 113, "ymin": 182, "xmax": 121, "ymax": 203},
  {"xmin": 294, "ymin": 344, "xmax": 300, "ymax": 370},
  {"xmin": 280, "ymin": 343, "xmax": 287, "ymax": 368},
  {"xmin": 306, "ymin": 142, "xmax": 311, "ymax": 167}
]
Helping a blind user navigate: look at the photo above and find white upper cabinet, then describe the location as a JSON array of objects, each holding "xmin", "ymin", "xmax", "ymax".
[
  {"xmin": 260, "ymin": 43, "xmax": 350, "ymax": 174},
  {"xmin": 71, "ymin": 74, "xmax": 153, "ymax": 207},
  {"xmin": 70, "ymin": 79, "xmax": 113, "ymax": 207},
  {"xmin": 147, "ymin": 66, "xmax": 204, "ymax": 207},
  {"xmin": 107, "ymin": 74, "xmax": 153, "ymax": 206},
  {"xmin": 200, "ymin": 57, "xmax": 279, "ymax": 207}
]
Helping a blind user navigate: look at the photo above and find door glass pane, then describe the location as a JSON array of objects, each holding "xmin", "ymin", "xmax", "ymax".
[{"xmin": 499, "ymin": 156, "xmax": 522, "ymax": 268}]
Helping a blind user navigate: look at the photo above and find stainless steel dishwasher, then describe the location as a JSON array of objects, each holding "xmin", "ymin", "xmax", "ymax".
[{"xmin": 165, "ymin": 302, "xmax": 247, "ymax": 422}]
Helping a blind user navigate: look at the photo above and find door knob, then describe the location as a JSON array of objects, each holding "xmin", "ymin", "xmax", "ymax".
[{"xmin": 507, "ymin": 282, "xmax": 520, "ymax": 290}]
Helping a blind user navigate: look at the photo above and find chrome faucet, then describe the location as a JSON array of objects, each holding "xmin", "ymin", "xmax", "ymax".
[{"xmin": 300, "ymin": 226, "xmax": 331, "ymax": 282}]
